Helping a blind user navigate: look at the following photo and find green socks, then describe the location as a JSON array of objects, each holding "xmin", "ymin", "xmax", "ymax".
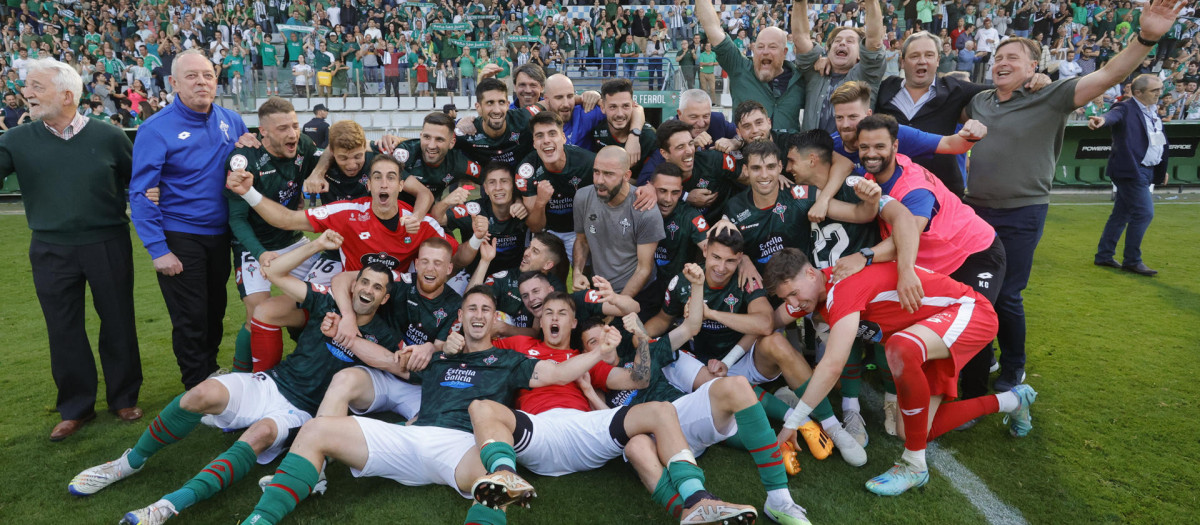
[
  {"xmin": 480, "ymin": 441, "xmax": 518, "ymax": 473},
  {"xmin": 791, "ymin": 380, "xmax": 836, "ymax": 421},
  {"xmin": 464, "ymin": 503, "xmax": 507, "ymax": 525},
  {"xmin": 164, "ymin": 441, "xmax": 256, "ymax": 511},
  {"xmin": 753, "ymin": 386, "xmax": 792, "ymax": 421},
  {"xmin": 666, "ymin": 452, "xmax": 706, "ymax": 502},
  {"xmin": 840, "ymin": 341, "xmax": 864, "ymax": 399},
  {"xmin": 650, "ymin": 468, "xmax": 684, "ymax": 518},
  {"xmin": 243, "ymin": 453, "xmax": 320, "ymax": 525},
  {"xmin": 129, "ymin": 393, "xmax": 202, "ymax": 468},
  {"xmin": 734, "ymin": 405, "xmax": 788, "ymax": 492},
  {"xmin": 233, "ymin": 325, "xmax": 253, "ymax": 373}
]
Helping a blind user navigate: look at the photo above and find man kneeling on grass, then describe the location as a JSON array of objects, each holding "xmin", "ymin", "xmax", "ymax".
[
  {"xmin": 763, "ymin": 248, "xmax": 1037, "ymax": 496},
  {"xmin": 68, "ymin": 231, "xmax": 404, "ymax": 524}
]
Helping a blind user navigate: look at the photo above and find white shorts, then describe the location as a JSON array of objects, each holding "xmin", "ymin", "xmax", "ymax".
[
  {"xmin": 350, "ymin": 366, "xmax": 422, "ymax": 420},
  {"xmin": 351, "ymin": 416, "xmax": 476, "ymax": 498},
  {"xmin": 210, "ymin": 372, "xmax": 312, "ymax": 464},
  {"xmin": 549, "ymin": 230, "xmax": 576, "ymax": 265},
  {"xmin": 662, "ymin": 343, "xmax": 778, "ymax": 393},
  {"xmin": 516, "ymin": 407, "xmax": 625, "ymax": 477},
  {"xmin": 447, "ymin": 269, "xmax": 472, "ymax": 296},
  {"xmin": 672, "ymin": 379, "xmax": 737, "ymax": 456},
  {"xmin": 236, "ymin": 239, "xmax": 333, "ymax": 297}
]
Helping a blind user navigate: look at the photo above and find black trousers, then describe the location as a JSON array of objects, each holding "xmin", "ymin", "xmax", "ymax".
[
  {"xmin": 948, "ymin": 235, "xmax": 1007, "ymax": 400},
  {"xmin": 30, "ymin": 234, "xmax": 142, "ymax": 420},
  {"xmin": 156, "ymin": 231, "xmax": 230, "ymax": 389}
]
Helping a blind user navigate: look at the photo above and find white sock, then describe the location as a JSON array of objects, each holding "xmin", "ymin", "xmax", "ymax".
[
  {"xmin": 884, "ymin": 392, "xmax": 898, "ymax": 403},
  {"xmin": 901, "ymin": 448, "xmax": 928, "ymax": 471},
  {"xmin": 842, "ymin": 397, "xmax": 861, "ymax": 413},
  {"xmin": 765, "ymin": 488, "xmax": 793, "ymax": 508},
  {"xmin": 820, "ymin": 416, "xmax": 841, "ymax": 434},
  {"xmin": 996, "ymin": 391, "xmax": 1020, "ymax": 413}
]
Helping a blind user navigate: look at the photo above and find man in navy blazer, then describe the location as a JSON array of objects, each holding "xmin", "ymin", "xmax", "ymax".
[{"xmin": 1087, "ymin": 74, "xmax": 1167, "ymax": 276}]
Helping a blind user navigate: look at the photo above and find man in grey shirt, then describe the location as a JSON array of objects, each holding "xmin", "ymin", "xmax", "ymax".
[
  {"xmin": 573, "ymin": 146, "xmax": 665, "ymax": 305},
  {"xmin": 964, "ymin": 0, "xmax": 1182, "ymax": 393},
  {"xmin": 792, "ymin": 0, "xmax": 887, "ymax": 133}
]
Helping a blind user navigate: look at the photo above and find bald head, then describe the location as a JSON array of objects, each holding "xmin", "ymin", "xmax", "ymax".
[
  {"xmin": 751, "ymin": 27, "xmax": 788, "ymax": 83},
  {"xmin": 596, "ymin": 145, "xmax": 631, "ymax": 171},
  {"xmin": 543, "ymin": 73, "xmax": 577, "ymax": 123},
  {"xmin": 593, "ymin": 146, "xmax": 631, "ymax": 203}
]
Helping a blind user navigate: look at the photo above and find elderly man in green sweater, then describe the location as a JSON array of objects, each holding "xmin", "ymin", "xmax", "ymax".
[{"xmin": 0, "ymin": 57, "xmax": 144, "ymax": 442}]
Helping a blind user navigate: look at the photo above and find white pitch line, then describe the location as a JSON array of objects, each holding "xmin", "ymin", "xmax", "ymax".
[{"xmin": 859, "ymin": 385, "xmax": 1029, "ymax": 525}]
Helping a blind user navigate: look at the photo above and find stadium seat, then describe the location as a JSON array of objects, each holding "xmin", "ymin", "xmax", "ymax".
[
  {"xmin": 720, "ymin": 93, "xmax": 732, "ymax": 107},
  {"xmin": 382, "ymin": 97, "xmax": 399, "ymax": 110},
  {"xmin": 399, "ymin": 98, "xmax": 416, "ymax": 111},
  {"xmin": 327, "ymin": 98, "xmax": 345, "ymax": 111},
  {"xmin": 345, "ymin": 97, "xmax": 363, "ymax": 111},
  {"xmin": 255, "ymin": 98, "xmax": 270, "ymax": 108},
  {"xmin": 242, "ymin": 114, "xmax": 259, "ymax": 128},
  {"xmin": 416, "ymin": 97, "xmax": 435, "ymax": 111},
  {"xmin": 373, "ymin": 113, "xmax": 391, "ymax": 128},
  {"xmin": 363, "ymin": 97, "xmax": 381, "ymax": 110},
  {"xmin": 1174, "ymin": 165, "xmax": 1200, "ymax": 184},
  {"xmin": 392, "ymin": 113, "xmax": 410, "ymax": 128},
  {"xmin": 291, "ymin": 98, "xmax": 308, "ymax": 111},
  {"xmin": 453, "ymin": 96, "xmax": 470, "ymax": 109},
  {"xmin": 1053, "ymin": 165, "xmax": 1075, "ymax": 187},
  {"xmin": 1074, "ymin": 166, "xmax": 1109, "ymax": 185}
]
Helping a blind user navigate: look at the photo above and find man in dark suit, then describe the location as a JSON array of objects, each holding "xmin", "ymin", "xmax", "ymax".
[{"xmin": 1088, "ymin": 74, "xmax": 1167, "ymax": 277}]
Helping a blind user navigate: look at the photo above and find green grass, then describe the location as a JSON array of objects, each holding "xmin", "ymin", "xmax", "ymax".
[{"xmin": 0, "ymin": 197, "xmax": 1197, "ymax": 524}]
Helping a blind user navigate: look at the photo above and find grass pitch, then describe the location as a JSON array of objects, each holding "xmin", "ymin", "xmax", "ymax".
[{"xmin": 0, "ymin": 196, "xmax": 1196, "ymax": 524}]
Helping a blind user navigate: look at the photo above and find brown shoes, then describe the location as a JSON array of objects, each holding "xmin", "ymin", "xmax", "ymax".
[
  {"xmin": 50, "ymin": 406, "xmax": 144, "ymax": 442},
  {"xmin": 50, "ymin": 413, "xmax": 96, "ymax": 442},
  {"xmin": 112, "ymin": 407, "xmax": 144, "ymax": 421}
]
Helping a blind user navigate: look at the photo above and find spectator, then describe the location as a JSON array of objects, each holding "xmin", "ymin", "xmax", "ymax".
[
  {"xmin": 0, "ymin": 92, "xmax": 28, "ymax": 130},
  {"xmin": 291, "ymin": 55, "xmax": 312, "ymax": 97},
  {"xmin": 303, "ymin": 104, "xmax": 330, "ymax": 149},
  {"xmin": 677, "ymin": 39, "xmax": 698, "ymax": 90}
]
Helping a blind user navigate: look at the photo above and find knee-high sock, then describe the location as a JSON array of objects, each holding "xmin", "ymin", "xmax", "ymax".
[
  {"xmin": 650, "ymin": 468, "xmax": 684, "ymax": 518},
  {"xmin": 251, "ymin": 319, "xmax": 283, "ymax": 373},
  {"xmin": 163, "ymin": 441, "xmax": 256, "ymax": 511},
  {"xmin": 791, "ymin": 380, "xmax": 836, "ymax": 421},
  {"xmin": 128, "ymin": 393, "xmax": 202, "ymax": 468},
  {"xmin": 928, "ymin": 396, "xmax": 1001, "ymax": 441},
  {"xmin": 464, "ymin": 503, "xmax": 507, "ymax": 525},
  {"xmin": 876, "ymin": 344, "xmax": 897, "ymax": 395},
  {"xmin": 480, "ymin": 441, "xmax": 517, "ymax": 473},
  {"xmin": 887, "ymin": 333, "xmax": 933, "ymax": 452},
  {"xmin": 242, "ymin": 453, "xmax": 320, "ymax": 525},
  {"xmin": 666, "ymin": 452, "xmax": 706, "ymax": 503},
  {"xmin": 840, "ymin": 341, "xmax": 864, "ymax": 399},
  {"xmin": 233, "ymin": 326, "xmax": 253, "ymax": 373},
  {"xmin": 734, "ymin": 405, "xmax": 788, "ymax": 492},
  {"xmin": 753, "ymin": 386, "xmax": 791, "ymax": 421}
]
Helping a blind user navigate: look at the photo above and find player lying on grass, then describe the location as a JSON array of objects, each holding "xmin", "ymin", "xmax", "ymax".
[
  {"xmin": 226, "ymin": 154, "xmax": 458, "ymax": 372},
  {"xmin": 68, "ymin": 231, "xmax": 405, "ymax": 524},
  {"xmin": 579, "ymin": 262, "xmax": 812, "ymax": 525},
  {"xmin": 763, "ymin": 249, "xmax": 1038, "ymax": 496},
  {"xmin": 643, "ymin": 226, "xmax": 867, "ymax": 467},
  {"xmin": 236, "ymin": 286, "xmax": 618, "ymax": 525},
  {"xmin": 460, "ymin": 288, "xmax": 757, "ymax": 525}
]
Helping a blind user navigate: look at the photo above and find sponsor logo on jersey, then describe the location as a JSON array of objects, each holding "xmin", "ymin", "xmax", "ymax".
[
  {"xmin": 360, "ymin": 252, "xmax": 401, "ymax": 270},
  {"xmin": 359, "ymin": 232, "xmax": 371, "ymax": 240},
  {"xmin": 440, "ymin": 367, "xmax": 477, "ymax": 388},
  {"xmin": 585, "ymin": 289, "xmax": 601, "ymax": 303},
  {"xmin": 515, "ymin": 177, "xmax": 528, "ymax": 191},
  {"xmin": 310, "ymin": 282, "xmax": 329, "ymax": 294},
  {"xmin": 452, "ymin": 205, "xmax": 469, "ymax": 219},
  {"xmin": 178, "ymin": 131, "xmax": 191, "ymax": 140},
  {"xmin": 791, "ymin": 185, "xmax": 808, "ymax": 200},
  {"xmin": 722, "ymin": 154, "xmax": 736, "ymax": 171},
  {"xmin": 260, "ymin": 153, "xmax": 271, "ymax": 165},
  {"xmin": 735, "ymin": 209, "xmax": 751, "ymax": 222},
  {"xmin": 467, "ymin": 161, "xmax": 481, "ymax": 178},
  {"xmin": 692, "ymin": 215, "xmax": 708, "ymax": 232}
]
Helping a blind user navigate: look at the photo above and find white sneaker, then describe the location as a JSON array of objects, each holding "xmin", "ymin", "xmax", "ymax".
[
  {"xmin": 883, "ymin": 398, "xmax": 899, "ymax": 436},
  {"xmin": 828, "ymin": 426, "xmax": 868, "ymax": 467},
  {"xmin": 842, "ymin": 409, "xmax": 869, "ymax": 447},
  {"xmin": 68, "ymin": 448, "xmax": 142, "ymax": 496},
  {"xmin": 680, "ymin": 497, "xmax": 758, "ymax": 524},
  {"xmin": 773, "ymin": 387, "xmax": 800, "ymax": 409},
  {"xmin": 120, "ymin": 499, "xmax": 177, "ymax": 524},
  {"xmin": 763, "ymin": 499, "xmax": 812, "ymax": 525},
  {"xmin": 258, "ymin": 468, "xmax": 328, "ymax": 495}
]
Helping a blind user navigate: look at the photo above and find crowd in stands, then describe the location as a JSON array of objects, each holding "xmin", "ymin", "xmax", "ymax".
[{"xmin": 1, "ymin": 0, "xmax": 1199, "ymax": 127}]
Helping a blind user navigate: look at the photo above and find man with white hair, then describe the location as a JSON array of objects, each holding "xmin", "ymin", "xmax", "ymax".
[
  {"xmin": 636, "ymin": 88, "xmax": 740, "ymax": 184},
  {"xmin": 696, "ymin": 0, "xmax": 808, "ymax": 130},
  {"xmin": 129, "ymin": 49, "xmax": 250, "ymax": 390},
  {"xmin": 0, "ymin": 58, "xmax": 144, "ymax": 441}
]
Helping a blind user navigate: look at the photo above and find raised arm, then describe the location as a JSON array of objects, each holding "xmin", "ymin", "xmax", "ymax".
[
  {"xmin": 403, "ymin": 176, "xmax": 435, "ymax": 219},
  {"xmin": 825, "ymin": 178, "xmax": 882, "ymax": 224},
  {"xmin": 264, "ymin": 230, "xmax": 344, "ymax": 302},
  {"xmin": 601, "ymin": 320, "xmax": 652, "ymax": 390},
  {"xmin": 1074, "ymin": 0, "xmax": 1183, "ymax": 107},
  {"xmin": 791, "ymin": 0, "xmax": 814, "ymax": 53},
  {"xmin": 704, "ymin": 294, "xmax": 773, "ymax": 337},
  {"xmin": 666, "ymin": 263, "xmax": 707, "ymax": 349},
  {"xmin": 227, "ymin": 169, "xmax": 316, "ymax": 231},
  {"xmin": 528, "ymin": 349, "xmax": 605, "ymax": 388},
  {"xmin": 695, "ymin": 0, "xmax": 727, "ymax": 47},
  {"xmin": 863, "ymin": 0, "xmax": 884, "ymax": 52}
]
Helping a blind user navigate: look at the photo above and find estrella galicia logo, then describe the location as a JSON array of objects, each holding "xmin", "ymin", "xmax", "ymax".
[
  {"xmin": 325, "ymin": 333, "xmax": 377, "ymax": 362},
  {"xmin": 440, "ymin": 366, "xmax": 478, "ymax": 388},
  {"xmin": 360, "ymin": 252, "xmax": 401, "ymax": 270}
]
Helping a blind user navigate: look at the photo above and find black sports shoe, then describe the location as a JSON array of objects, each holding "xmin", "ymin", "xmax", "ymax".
[{"xmin": 993, "ymin": 368, "xmax": 1026, "ymax": 392}]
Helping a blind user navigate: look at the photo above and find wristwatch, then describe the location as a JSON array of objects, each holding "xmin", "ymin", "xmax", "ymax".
[
  {"xmin": 859, "ymin": 247, "xmax": 875, "ymax": 266},
  {"xmin": 630, "ymin": 127, "xmax": 642, "ymax": 136}
]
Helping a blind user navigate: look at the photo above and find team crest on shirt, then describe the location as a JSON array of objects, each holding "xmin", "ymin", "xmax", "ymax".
[
  {"xmin": 772, "ymin": 203, "xmax": 788, "ymax": 222},
  {"xmin": 229, "ymin": 154, "xmax": 248, "ymax": 171},
  {"xmin": 510, "ymin": 132, "xmax": 520, "ymax": 142},
  {"xmin": 518, "ymin": 163, "xmax": 535, "ymax": 179},
  {"xmin": 466, "ymin": 202, "xmax": 482, "ymax": 215},
  {"xmin": 483, "ymin": 354, "xmax": 498, "ymax": 365},
  {"xmin": 434, "ymin": 308, "xmax": 447, "ymax": 324},
  {"xmin": 569, "ymin": 176, "xmax": 582, "ymax": 188},
  {"xmin": 666, "ymin": 221, "xmax": 679, "ymax": 239},
  {"xmin": 696, "ymin": 179, "xmax": 710, "ymax": 189},
  {"xmin": 724, "ymin": 293, "xmax": 739, "ymax": 309},
  {"xmin": 393, "ymin": 148, "xmax": 410, "ymax": 163},
  {"xmin": 295, "ymin": 156, "xmax": 303, "ymax": 167}
]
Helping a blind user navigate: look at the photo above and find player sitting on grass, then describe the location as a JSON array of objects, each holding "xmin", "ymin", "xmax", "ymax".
[
  {"xmin": 460, "ymin": 289, "xmax": 757, "ymax": 525},
  {"xmin": 764, "ymin": 248, "xmax": 1038, "ymax": 496},
  {"xmin": 68, "ymin": 231, "xmax": 404, "ymax": 524},
  {"xmin": 581, "ymin": 262, "xmax": 812, "ymax": 524},
  {"xmin": 644, "ymin": 227, "xmax": 867, "ymax": 468},
  {"xmin": 237, "ymin": 286, "xmax": 614, "ymax": 525}
]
